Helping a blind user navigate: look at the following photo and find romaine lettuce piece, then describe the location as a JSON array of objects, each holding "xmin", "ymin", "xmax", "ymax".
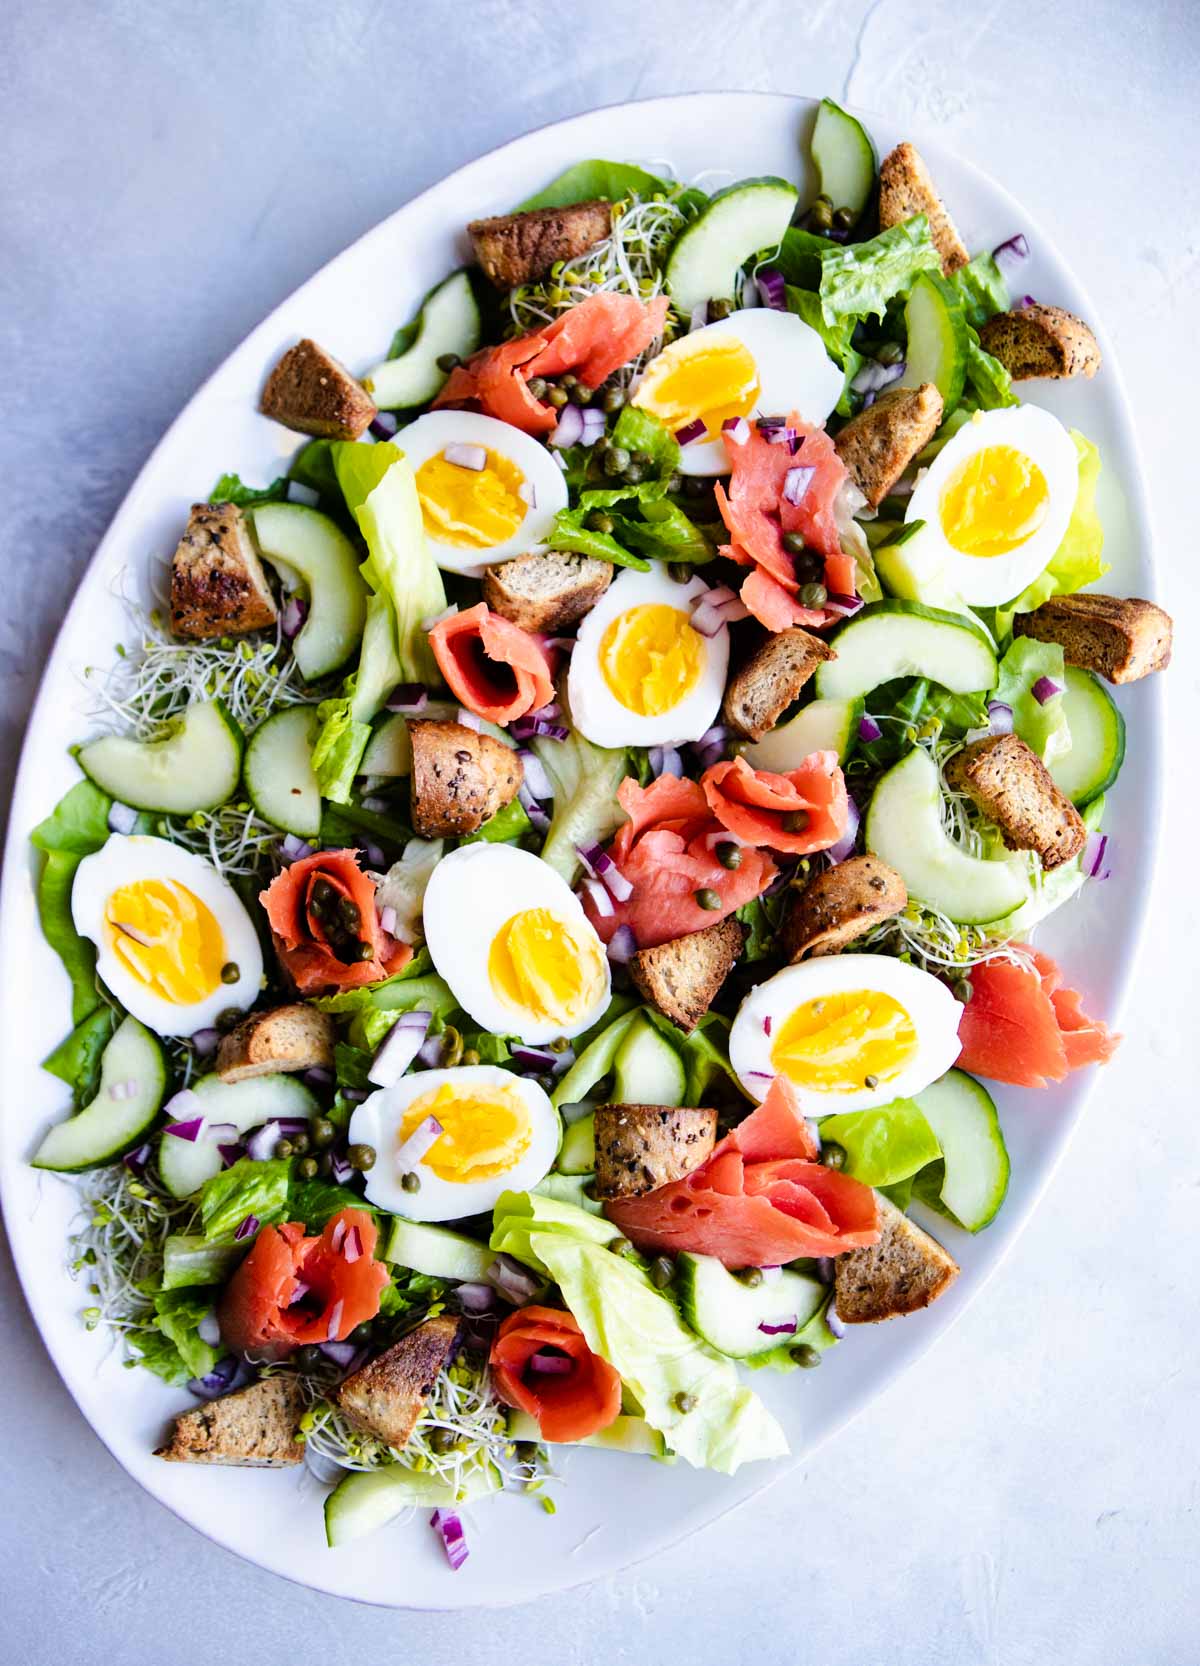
[
  {"xmin": 530, "ymin": 723, "xmax": 629, "ymax": 885},
  {"xmin": 946, "ymin": 252, "xmax": 1010, "ymax": 328},
  {"xmin": 31, "ymin": 781, "xmax": 117, "ymax": 1025},
  {"xmin": 818, "ymin": 216, "xmax": 942, "ymax": 325},
  {"xmin": 161, "ymin": 1234, "xmax": 244, "ymax": 1290},
  {"xmin": 153, "ymin": 1287, "xmax": 220, "ymax": 1381},
  {"xmin": 964, "ymin": 331, "xmax": 1018, "ymax": 409},
  {"xmin": 199, "ymin": 1157, "xmax": 291, "ymax": 1243},
  {"xmin": 209, "ymin": 471, "xmax": 289, "ymax": 508},
  {"xmin": 994, "ymin": 637, "xmax": 1071, "ymax": 764}
]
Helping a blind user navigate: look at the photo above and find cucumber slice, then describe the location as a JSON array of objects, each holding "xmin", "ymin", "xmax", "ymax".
[
  {"xmin": 665, "ymin": 178, "xmax": 800, "ymax": 313},
  {"xmin": 873, "ymin": 522, "xmax": 967, "ymax": 614},
  {"xmin": 741, "ymin": 696, "xmax": 864, "ymax": 771},
  {"xmin": 325, "ymin": 1461, "xmax": 498, "ymax": 1548},
  {"xmin": 243, "ymin": 706, "xmax": 322, "ymax": 837},
  {"xmin": 77, "ymin": 699, "xmax": 243, "ymax": 815},
  {"xmin": 551, "ymin": 1009, "xmax": 637, "ymax": 1110},
  {"xmin": 811, "ymin": 98, "xmax": 876, "ymax": 223},
  {"xmin": 1048, "ymin": 666, "xmax": 1125, "ymax": 807},
  {"xmin": 158, "ymin": 1072, "xmax": 320, "ymax": 1198},
  {"xmin": 505, "ymin": 1409, "xmax": 666, "ymax": 1456},
  {"xmin": 611, "ymin": 1013, "xmax": 686, "ymax": 1106},
  {"xmin": 363, "ymin": 271, "xmax": 482, "ymax": 412},
  {"xmin": 251, "ymin": 502, "xmax": 368, "ymax": 680},
  {"xmin": 675, "ymin": 1252, "xmax": 826, "ymax": 1358},
  {"xmin": 384, "ymin": 1217, "xmax": 494, "ymax": 1281},
  {"xmin": 866, "ymin": 747, "xmax": 1030, "ymax": 924},
  {"xmin": 556, "ymin": 1112, "xmax": 595, "ymax": 1175},
  {"xmin": 359, "ymin": 703, "xmax": 513, "ymax": 778},
  {"xmin": 534, "ymin": 1171, "xmax": 603, "ymax": 1214},
  {"xmin": 32, "ymin": 1015, "xmax": 166, "ymax": 1172},
  {"xmin": 898, "ymin": 272, "xmax": 969, "ymax": 416},
  {"xmin": 815, "ymin": 600, "xmax": 997, "ymax": 702},
  {"xmin": 914, "ymin": 1068, "xmax": 1010, "ymax": 1232}
]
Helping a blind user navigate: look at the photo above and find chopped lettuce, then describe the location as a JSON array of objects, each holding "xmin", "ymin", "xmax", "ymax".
[
  {"xmin": 618, "ymin": 499, "xmax": 715, "ymax": 564},
  {"xmin": 41, "ymin": 1003, "xmax": 116, "ymax": 1108},
  {"xmin": 993, "ymin": 431, "xmax": 1108, "ymax": 637},
  {"xmin": 981, "ymin": 794, "xmax": 1105, "ymax": 936},
  {"xmin": 374, "ymin": 839, "xmax": 443, "ymax": 943},
  {"xmin": 199, "ymin": 1157, "xmax": 291, "ymax": 1243},
  {"xmin": 946, "ymin": 252, "xmax": 1010, "ymax": 328},
  {"xmin": 818, "ymin": 216, "xmax": 942, "ymax": 325},
  {"xmin": 546, "ymin": 506, "xmax": 651, "ymax": 571},
  {"xmin": 161, "ymin": 1234, "xmax": 244, "ymax": 1291},
  {"xmin": 461, "ymin": 796, "xmax": 534, "ymax": 844},
  {"xmin": 210, "ymin": 471, "xmax": 289, "ymax": 507},
  {"xmin": 994, "ymin": 637, "xmax": 1071, "ymax": 764},
  {"xmin": 818, "ymin": 1098, "xmax": 942, "ymax": 1187},
  {"xmin": 530, "ymin": 722, "xmax": 629, "ymax": 885},
  {"xmin": 315, "ymin": 948, "xmax": 458, "ymax": 1050},
  {"xmin": 578, "ymin": 408, "xmax": 680, "ymax": 509},
  {"xmin": 774, "ymin": 226, "xmax": 829, "ymax": 291},
  {"xmin": 152, "ymin": 1287, "xmax": 220, "ymax": 1381},
  {"xmin": 965, "ymin": 331, "xmax": 1018, "ymax": 409},
  {"xmin": 31, "ymin": 781, "xmax": 116, "ymax": 1025},
  {"xmin": 287, "ymin": 1175, "xmax": 371, "ymax": 1230},
  {"xmin": 517, "ymin": 160, "xmax": 669, "ymax": 211}
]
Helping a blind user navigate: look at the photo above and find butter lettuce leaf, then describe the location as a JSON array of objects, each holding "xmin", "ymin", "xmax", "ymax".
[
  {"xmin": 818, "ymin": 1098, "xmax": 941, "ymax": 1187},
  {"xmin": 994, "ymin": 637, "xmax": 1071, "ymax": 764},
  {"xmin": 993, "ymin": 431, "xmax": 1107, "ymax": 636},
  {"xmin": 517, "ymin": 160, "xmax": 668, "ymax": 211}
]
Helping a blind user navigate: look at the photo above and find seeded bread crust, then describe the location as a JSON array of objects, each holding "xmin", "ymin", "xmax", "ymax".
[
  {"xmin": 1013, "ymin": 593, "xmax": 1172, "ymax": 684},
  {"xmin": 782, "ymin": 855, "xmax": 908, "ymax": 960},
  {"xmin": 722, "ymin": 629, "xmax": 836, "ymax": 742},
  {"xmin": 878, "ymin": 142, "xmax": 969, "ymax": 274},
  {"xmin": 834, "ymin": 382, "xmax": 944, "ymax": 507},
  {"xmin": 592, "ymin": 1104, "xmax": 719, "ymax": 1200},
  {"xmin": 468, "ymin": 202, "xmax": 613, "ymax": 290},
  {"xmin": 156, "ymin": 1376, "xmax": 305, "ymax": 1466},
  {"xmin": 629, "ymin": 917, "xmax": 746, "ymax": 1032},
  {"xmin": 336, "ymin": 1316, "xmax": 463, "ymax": 1449},
  {"xmin": 834, "ymin": 1196, "xmax": 959, "ymax": 1323},
  {"xmin": 408, "ymin": 719, "xmax": 523, "ymax": 838},
  {"xmin": 482, "ymin": 550, "xmax": 613, "ymax": 634},
  {"xmin": 170, "ymin": 502, "xmax": 279, "ymax": 640},
  {"xmin": 260, "ymin": 338, "xmax": 377, "ymax": 440},
  {"xmin": 978, "ymin": 304, "xmax": 1101, "ymax": 381},
  {"xmin": 216, "ymin": 1004, "xmax": 336, "ymax": 1084},
  {"xmin": 945, "ymin": 733, "xmax": 1086, "ymax": 871}
]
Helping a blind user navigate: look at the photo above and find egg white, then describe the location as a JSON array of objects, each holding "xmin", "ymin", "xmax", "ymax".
[
  {"xmin": 422, "ymin": 843, "xmax": 611, "ymax": 1045},
  {"xmin": 568, "ymin": 567, "xmax": 729, "ymax": 748},
  {"xmin": 349, "ymin": 1065, "xmax": 558, "ymax": 1222},
  {"xmin": 398, "ymin": 409, "xmax": 568, "ymax": 577},
  {"xmin": 729, "ymin": 954, "xmax": 962, "ymax": 1115},
  {"xmin": 71, "ymin": 834, "xmax": 262, "ymax": 1037}
]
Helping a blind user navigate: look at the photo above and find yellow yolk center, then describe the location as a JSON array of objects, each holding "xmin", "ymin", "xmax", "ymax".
[
  {"xmin": 600, "ymin": 604, "xmax": 705, "ymax": 717},
  {"xmin": 488, "ymin": 907, "xmax": 605, "ymax": 1026},
  {"xmin": 939, "ymin": 444, "xmax": 1050, "ymax": 558},
  {"xmin": 399, "ymin": 1081, "xmax": 532, "ymax": 1184},
  {"xmin": 104, "ymin": 880, "xmax": 225, "ymax": 1006},
  {"xmin": 415, "ymin": 449, "xmax": 527, "ymax": 549},
  {"xmin": 770, "ymin": 990, "xmax": 918, "ymax": 1095},
  {"xmin": 633, "ymin": 335, "xmax": 760, "ymax": 437}
]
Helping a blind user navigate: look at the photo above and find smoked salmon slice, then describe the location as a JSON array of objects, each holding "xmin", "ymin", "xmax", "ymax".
[
  {"xmin": 702, "ymin": 752, "xmax": 849, "ymax": 856},
  {"xmin": 429, "ymin": 602, "xmax": 554, "ymax": 725},
  {"xmin": 954, "ymin": 950, "xmax": 1119, "ymax": 1088},
  {"xmin": 261, "ymin": 849, "xmax": 411, "ymax": 994},
  {"xmin": 489, "ymin": 1305, "xmax": 622, "ymax": 1443}
]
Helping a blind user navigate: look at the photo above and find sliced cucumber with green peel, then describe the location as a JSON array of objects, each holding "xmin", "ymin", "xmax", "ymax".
[
  {"xmin": 384, "ymin": 1217, "xmax": 494, "ymax": 1282},
  {"xmin": 914, "ymin": 1068, "xmax": 1010, "ymax": 1232},
  {"xmin": 1048, "ymin": 667, "xmax": 1125, "ymax": 807},
  {"xmin": 873, "ymin": 522, "xmax": 967, "ymax": 614},
  {"xmin": 611, "ymin": 1013, "xmax": 686, "ymax": 1106},
  {"xmin": 505, "ymin": 1409, "xmax": 666, "ymax": 1456},
  {"xmin": 556, "ymin": 1111, "xmax": 595, "ymax": 1175},
  {"xmin": 811, "ymin": 98, "xmax": 876, "ymax": 223},
  {"xmin": 551, "ymin": 1009, "xmax": 638, "ymax": 1111},
  {"xmin": 251, "ymin": 501, "xmax": 367, "ymax": 680},
  {"xmin": 32, "ymin": 1016, "xmax": 166, "ymax": 1172},
  {"xmin": 898, "ymin": 272, "xmax": 969, "ymax": 415},
  {"xmin": 866, "ymin": 747, "xmax": 1030, "ymax": 924},
  {"xmin": 77, "ymin": 699, "xmax": 243, "ymax": 815},
  {"xmin": 665, "ymin": 178, "xmax": 799, "ymax": 313},
  {"xmin": 815, "ymin": 600, "xmax": 997, "ymax": 703},
  {"xmin": 741, "ymin": 696, "xmax": 864, "ymax": 771},
  {"xmin": 325, "ymin": 1461, "xmax": 498, "ymax": 1548},
  {"xmin": 675, "ymin": 1252, "xmax": 826, "ymax": 1358},
  {"xmin": 244, "ymin": 706, "xmax": 321, "ymax": 837},
  {"xmin": 158, "ymin": 1072, "xmax": 320, "ymax": 1198},
  {"xmin": 363, "ymin": 271, "xmax": 482, "ymax": 411}
]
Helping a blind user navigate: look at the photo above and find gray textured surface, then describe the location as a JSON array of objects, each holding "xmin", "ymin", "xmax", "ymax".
[{"xmin": 2, "ymin": 2, "xmax": 1199, "ymax": 1661}]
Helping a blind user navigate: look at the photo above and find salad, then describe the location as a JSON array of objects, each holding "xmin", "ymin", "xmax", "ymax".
[{"xmin": 26, "ymin": 100, "xmax": 1172, "ymax": 1566}]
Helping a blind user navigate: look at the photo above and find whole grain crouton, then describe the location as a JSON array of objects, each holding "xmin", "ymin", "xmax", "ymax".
[
  {"xmin": 170, "ymin": 502, "xmax": 278, "ymax": 640},
  {"xmin": 260, "ymin": 338, "xmax": 377, "ymax": 440},
  {"xmin": 408, "ymin": 719, "xmax": 522, "ymax": 838},
  {"xmin": 216, "ymin": 1004, "xmax": 335, "ymax": 1084},
  {"xmin": 1013, "ymin": 593, "xmax": 1172, "ymax": 684},
  {"xmin": 978, "ymin": 304, "xmax": 1101, "ymax": 381},
  {"xmin": 593, "ymin": 1104, "xmax": 718, "ymax": 1200},
  {"xmin": 722, "ymin": 629, "xmax": 836, "ymax": 742},
  {"xmin": 468, "ymin": 201, "xmax": 612, "ymax": 290},
  {"xmin": 834, "ymin": 382, "xmax": 944, "ymax": 507},
  {"xmin": 336, "ymin": 1316, "xmax": 462, "ymax": 1449},
  {"xmin": 878, "ymin": 142, "xmax": 969, "ymax": 274},
  {"xmin": 945, "ymin": 733, "xmax": 1086, "ymax": 870},
  {"xmin": 834, "ymin": 1195, "xmax": 958, "ymax": 1323},
  {"xmin": 156, "ymin": 1375, "xmax": 305, "ymax": 1466},
  {"xmin": 629, "ymin": 917, "xmax": 745, "ymax": 1032},
  {"xmin": 482, "ymin": 549, "xmax": 613, "ymax": 633},
  {"xmin": 782, "ymin": 855, "xmax": 907, "ymax": 961}
]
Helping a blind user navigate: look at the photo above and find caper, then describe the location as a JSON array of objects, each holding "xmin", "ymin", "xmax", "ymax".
[
  {"xmin": 649, "ymin": 1255, "xmax": 675, "ymax": 1289},
  {"xmin": 781, "ymin": 530, "xmax": 807, "ymax": 557},
  {"xmin": 790, "ymin": 1343, "xmax": 821, "ymax": 1368},
  {"xmin": 357, "ymin": 940, "xmax": 375, "ymax": 962},
  {"xmin": 311, "ymin": 1117, "xmax": 336, "ymax": 1149},
  {"xmin": 832, "ymin": 206, "xmax": 856, "ymax": 232},
  {"xmin": 349, "ymin": 1142, "xmax": 377, "ymax": 1172},
  {"xmin": 673, "ymin": 1390, "xmax": 698, "ymax": 1413},
  {"xmin": 339, "ymin": 897, "xmax": 361, "ymax": 929},
  {"xmin": 401, "ymin": 1170, "xmax": 420, "ymax": 1193},
  {"xmin": 216, "ymin": 1007, "xmax": 242, "ymax": 1031},
  {"xmin": 460, "ymin": 1047, "xmax": 480, "ymax": 1067},
  {"xmin": 220, "ymin": 961, "xmax": 240, "ymax": 985},
  {"xmin": 718, "ymin": 842, "xmax": 743, "ymax": 870},
  {"xmin": 560, "ymin": 373, "xmax": 578, "ymax": 390},
  {"xmin": 954, "ymin": 978, "xmax": 974, "ymax": 1004},
  {"xmin": 297, "ymin": 1155, "xmax": 319, "ymax": 1180},
  {"xmin": 602, "ymin": 385, "xmax": 626, "ymax": 413},
  {"xmin": 737, "ymin": 1266, "xmax": 764, "ymax": 1288},
  {"xmin": 877, "ymin": 340, "xmax": 905, "ymax": 366},
  {"xmin": 275, "ymin": 1138, "xmax": 295, "ymax": 1160},
  {"xmin": 695, "ymin": 887, "xmax": 722, "ymax": 910},
  {"xmin": 290, "ymin": 1132, "xmax": 310, "ymax": 1156},
  {"xmin": 440, "ymin": 1026, "xmax": 463, "ymax": 1068},
  {"xmin": 547, "ymin": 385, "xmax": 569, "ymax": 409},
  {"xmin": 822, "ymin": 1142, "xmax": 846, "ymax": 1171},
  {"xmin": 864, "ymin": 1073, "xmax": 879, "ymax": 1090},
  {"xmin": 799, "ymin": 582, "xmax": 828, "ymax": 609},
  {"xmin": 436, "ymin": 352, "xmax": 462, "ymax": 373},
  {"xmin": 587, "ymin": 510, "xmax": 615, "ymax": 535},
  {"xmin": 809, "ymin": 194, "xmax": 834, "ymax": 231},
  {"xmin": 623, "ymin": 460, "xmax": 645, "ymax": 484},
  {"xmin": 349, "ymin": 1322, "xmax": 374, "ymax": 1345},
  {"xmin": 708, "ymin": 297, "xmax": 733, "ymax": 320},
  {"xmin": 668, "ymin": 561, "xmax": 693, "ymax": 584},
  {"xmin": 296, "ymin": 1344, "xmax": 323, "ymax": 1370},
  {"xmin": 526, "ymin": 376, "xmax": 548, "ymax": 399},
  {"xmin": 602, "ymin": 445, "xmax": 631, "ymax": 476},
  {"xmin": 430, "ymin": 1426, "xmax": 458, "ymax": 1454},
  {"xmin": 794, "ymin": 551, "xmax": 825, "ymax": 584},
  {"xmin": 684, "ymin": 475, "xmax": 708, "ymax": 499},
  {"xmin": 782, "ymin": 810, "xmax": 810, "ymax": 834},
  {"xmin": 607, "ymin": 1235, "xmax": 631, "ymax": 1257},
  {"xmin": 568, "ymin": 382, "xmax": 593, "ymax": 406},
  {"xmin": 549, "ymin": 1036, "xmax": 570, "ymax": 1053},
  {"xmin": 317, "ymin": 1152, "xmax": 334, "ymax": 1177}
]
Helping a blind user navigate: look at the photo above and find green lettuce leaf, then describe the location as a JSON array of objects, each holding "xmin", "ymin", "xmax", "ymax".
[
  {"xmin": 577, "ymin": 408, "xmax": 681, "ymax": 510},
  {"xmin": 736, "ymin": 891, "xmax": 787, "ymax": 962},
  {"xmin": 288, "ymin": 439, "xmax": 342, "ymax": 501},
  {"xmin": 546, "ymin": 506, "xmax": 651, "ymax": 570},
  {"xmin": 818, "ymin": 216, "xmax": 942, "ymax": 325},
  {"xmin": 210, "ymin": 471, "xmax": 289, "ymax": 507},
  {"xmin": 517, "ymin": 161, "xmax": 668, "ymax": 211},
  {"xmin": 153, "ymin": 1287, "xmax": 220, "ymax": 1381},
  {"xmin": 31, "ymin": 781, "xmax": 116, "ymax": 1024},
  {"xmin": 199, "ymin": 1158, "xmax": 291, "ymax": 1243},
  {"xmin": 773, "ymin": 226, "xmax": 830, "ymax": 290},
  {"xmin": 31, "ymin": 780, "xmax": 114, "ymax": 854},
  {"xmin": 288, "ymin": 1175, "xmax": 371, "ymax": 1230},
  {"xmin": 946, "ymin": 252, "xmax": 1010, "ymax": 328},
  {"xmin": 994, "ymin": 637, "xmax": 1071, "ymax": 764},
  {"xmin": 981, "ymin": 794, "xmax": 1104, "ymax": 937},
  {"xmin": 818, "ymin": 1098, "xmax": 942, "ymax": 1187},
  {"xmin": 41, "ymin": 1005, "xmax": 117, "ymax": 1107},
  {"xmin": 161, "ymin": 1234, "xmax": 244, "ymax": 1291},
  {"xmin": 315, "ymin": 949, "xmax": 457, "ymax": 1050},
  {"xmin": 617, "ymin": 499, "xmax": 716, "ymax": 564},
  {"xmin": 460, "ymin": 796, "xmax": 533, "ymax": 845},
  {"xmin": 965, "ymin": 331, "xmax": 1018, "ymax": 409},
  {"xmin": 530, "ymin": 724, "xmax": 629, "ymax": 885},
  {"xmin": 993, "ymin": 431, "xmax": 1108, "ymax": 636}
]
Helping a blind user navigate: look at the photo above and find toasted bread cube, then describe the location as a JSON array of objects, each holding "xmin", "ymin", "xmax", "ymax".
[
  {"xmin": 408, "ymin": 719, "xmax": 523, "ymax": 839},
  {"xmin": 592, "ymin": 1104, "xmax": 718, "ymax": 1200},
  {"xmin": 156, "ymin": 1375, "xmax": 305, "ymax": 1466},
  {"xmin": 629, "ymin": 917, "xmax": 745, "ymax": 1032},
  {"xmin": 216, "ymin": 1003, "xmax": 336, "ymax": 1084},
  {"xmin": 945, "ymin": 733, "xmax": 1086, "ymax": 871},
  {"xmin": 722, "ymin": 629, "xmax": 836, "ymax": 742},
  {"xmin": 335, "ymin": 1316, "xmax": 462, "ymax": 1449},
  {"xmin": 1013, "ymin": 593, "xmax": 1172, "ymax": 685},
  {"xmin": 978, "ymin": 304, "xmax": 1101, "ymax": 381},
  {"xmin": 260, "ymin": 338, "xmax": 377, "ymax": 440},
  {"xmin": 170, "ymin": 502, "xmax": 278, "ymax": 640},
  {"xmin": 468, "ymin": 201, "xmax": 612, "ymax": 290},
  {"xmin": 878, "ymin": 142, "xmax": 969, "ymax": 274},
  {"xmin": 834, "ymin": 382, "xmax": 944, "ymax": 507},
  {"xmin": 782, "ymin": 855, "xmax": 907, "ymax": 961},
  {"xmin": 834, "ymin": 1195, "xmax": 959, "ymax": 1323},
  {"xmin": 482, "ymin": 550, "xmax": 613, "ymax": 634}
]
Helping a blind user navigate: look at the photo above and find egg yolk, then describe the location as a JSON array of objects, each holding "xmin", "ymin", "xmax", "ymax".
[
  {"xmin": 770, "ymin": 990, "xmax": 918, "ymax": 1094},
  {"xmin": 488, "ymin": 907, "xmax": 605, "ymax": 1025},
  {"xmin": 104, "ymin": 880, "xmax": 225, "ymax": 1006},
  {"xmin": 600, "ymin": 604, "xmax": 704, "ymax": 716},
  {"xmin": 415, "ymin": 448, "xmax": 527, "ymax": 549},
  {"xmin": 939, "ymin": 444, "xmax": 1050, "ymax": 558},
  {"xmin": 633, "ymin": 335, "xmax": 760, "ymax": 437},
  {"xmin": 399, "ymin": 1081, "xmax": 531, "ymax": 1184}
]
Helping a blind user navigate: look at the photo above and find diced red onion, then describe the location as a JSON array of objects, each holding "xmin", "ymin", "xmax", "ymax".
[
  {"xmin": 852, "ymin": 359, "xmax": 906, "ymax": 395},
  {"xmin": 579, "ymin": 408, "xmax": 607, "ymax": 446},
  {"xmin": 528, "ymin": 1349, "xmax": 573, "ymax": 1376},
  {"xmin": 280, "ymin": 833, "xmax": 314, "ymax": 861},
  {"xmin": 244, "ymin": 1120, "xmax": 280, "ymax": 1161},
  {"xmin": 606, "ymin": 924, "xmax": 637, "ymax": 965},
  {"xmin": 517, "ymin": 480, "xmax": 537, "ymax": 507},
  {"xmin": 825, "ymin": 796, "xmax": 861, "ymax": 867},
  {"xmin": 369, "ymin": 411, "xmax": 400, "ymax": 440},
  {"xmin": 824, "ymin": 592, "xmax": 863, "ymax": 619},
  {"xmin": 576, "ymin": 842, "xmax": 633, "ymax": 902},
  {"xmin": 745, "ymin": 1070, "xmax": 774, "ymax": 1084},
  {"xmin": 454, "ymin": 706, "xmax": 482, "ymax": 732},
  {"xmin": 689, "ymin": 600, "xmax": 729, "ymax": 637},
  {"xmin": 378, "ymin": 904, "xmax": 398, "ymax": 937},
  {"xmin": 689, "ymin": 302, "xmax": 709, "ymax": 332},
  {"xmin": 164, "ymin": 1115, "xmax": 204, "ymax": 1143},
  {"xmin": 416, "ymin": 1033, "xmax": 444, "ymax": 1069},
  {"xmin": 325, "ymin": 1299, "xmax": 345, "ymax": 1342},
  {"xmin": 581, "ymin": 876, "xmax": 614, "ymax": 919},
  {"xmin": 765, "ymin": 426, "xmax": 801, "ymax": 453},
  {"xmin": 517, "ymin": 748, "xmax": 554, "ymax": 802},
  {"xmin": 722, "ymin": 416, "xmax": 750, "ymax": 446},
  {"xmin": 826, "ymin": 1304, "xmax": 847, "ymax": 1339},
  {"xmin": 486, "ymin": 1253, "xmax": 542, "ymax": 1306},
  {"xmin": 107, "ymin": 800, "xmax": 139, "ymax": 835},
  {"xmin": 122, "ymin": 1142, "xmax": 152, "ymax": 1175},
  {"xmin": 191, "ymin": 1026, "xmax": 220, "ymax": 1057},
  {"xmin": 1032, "ymin": 675, "xmax": 1063, "ymax": 705},
  {"xmin": 303, "ymin": 1065, "xmax": 334, "ymax": 1090},
  {"xmin": 196, "ymin": 1310, "xmax": 222, "ymax": 1347},
  {"xmin": 1016, "ymin": 294, "xmax": 1036, "ymax": 310},
  {"xmin": 512, "ymin": 1045, "xmax": 557, "ymax": 1074},
  {"xmin": 782, "ymin": 465, "xmax": 816, "ymax": 507},
  {"xmin": 993, "ymin": 233, "xmax": 1029, "ymax": 266},
  {"xmin": 549, "ymin": 403, "xmax": 584, "ymax": 449},
  {"xmin": 987, "ymin": 700, "xmax": 1015, "ymax": 735},
  {"xmin": 396, "ymin": 1114, "xmax": 443, "ymax": 1171},
  {"xmin": 759, "ymin": 1265, "xmax": 783, "ymax": 1284},
  {"xmin": 280, "ymin": 595, "xmax": 308, "ymax": 639},
  {"xmin": 385, "ymin": 683, "xmax": 429, "ymax": 714},
  {"xmin": 368, "ymin": 1010, "xmax": 431, "ymax": 1087},
  {"xmin": 286, "ymin": 480, "xmax": 321, "ymax": 508},
  {"xmin": 204, "ymin": 1121, "xmax": 238, "ymax": 1143},
  {"xmin": 1085, "ymin": 833, "xmax": 1111, "ymax": 880},
  {"xmin": 647, "ymin": 745, "xmax": 682, "ymax": 780},
  {"xmin": 187, "ymin": 1355, "xmax": 245, "ymax": 1400},
  {"xmin": 318, "ymin": 1339, "xmax": 359, "ymax": 1369},
  {"xmin": 674, "ymin": 418, "xmax": 707, "ymax": 446},
  {"xmin": 815, "ymin": 1256, "xmax": 834, "ymax": 1283},
  {"xmin": 112, "ymin": 919, "xmax": 153, "ymax": 947},
  {"xmin": 330, "ymin": 1218, "xmax": 347, "ymax": 1253},
  {"xmin": 762, "ymin": 1015, "xmax": 772, "ymax": 1036},
  {"xmin": 233, "ymin": 1214, "xmax": 259, "ymax": 1242},
  {"xmin": 456, "ymin": 1282, "xmax": 496, "ymax": 1315},
  {"xmin": 217, "ymin": 1143, "xmax": 243, "ymax": 1168},
  {"xmin": 343, "ymin": 1225, "xmax": 363, "ymax": 1264},
  {"xmin": 758, "ymin": 1316, "xmax": 799, "ymax": 1336},
  {"xmin": 517, "ymin": 784, "xmax": 551, "ymax": 832},
  {"xmin": 330, "ymin": 1150, "xmax": 354, "ymax": 1184},
  {"xmin": 430, "ymin": 1508, "xmax": 469, "ymax": 1571},
  {"xmin": 858, "ymin": 714, "xmax": 882, "ymax": 743},
  {"xmin": 757, "ymin": 267, "xmax": 786, "ymax": 310},
  {"xmin": 443, "ymin": 442, "xmax": 487, "ymax": 471},
  {"xmin": 862, "ymin": 390, "xmax": 876, "ymax": 409}
]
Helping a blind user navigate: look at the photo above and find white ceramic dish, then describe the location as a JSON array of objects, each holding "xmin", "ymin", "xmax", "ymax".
[{"xmin": 0, "ymin": 91, "xmax": 1162, "ymax": 1608}]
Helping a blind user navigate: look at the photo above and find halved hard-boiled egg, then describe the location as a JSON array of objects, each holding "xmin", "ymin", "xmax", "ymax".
[
  {"xmin": 398, "ymin": 409, "xmax": 568, "ymax": 576},
  {"xmin": 423, "ymin": 844, "xmax": 611, "ymax": 1046},
  {"xmin": 71, "ymin": 835, "xmax": 262, "ymax": 1037},
  {"xmin": 904, "ymin": 406, "xmax": 1079, "ymax": 605},
  {"xmin": 631, "ymin": 310, "xmax": 843, "ymax": 476},
  {"xmin": 729, "ymin": 954, "xmax": 962, "ymax": 1115},
  {"xmin": 349, "ymin": 1065, "xmax": 558, "ymax": 1222},
  {"xmin": 568, "ymin": 566, "xmax": 728, "ymax": 747}
]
